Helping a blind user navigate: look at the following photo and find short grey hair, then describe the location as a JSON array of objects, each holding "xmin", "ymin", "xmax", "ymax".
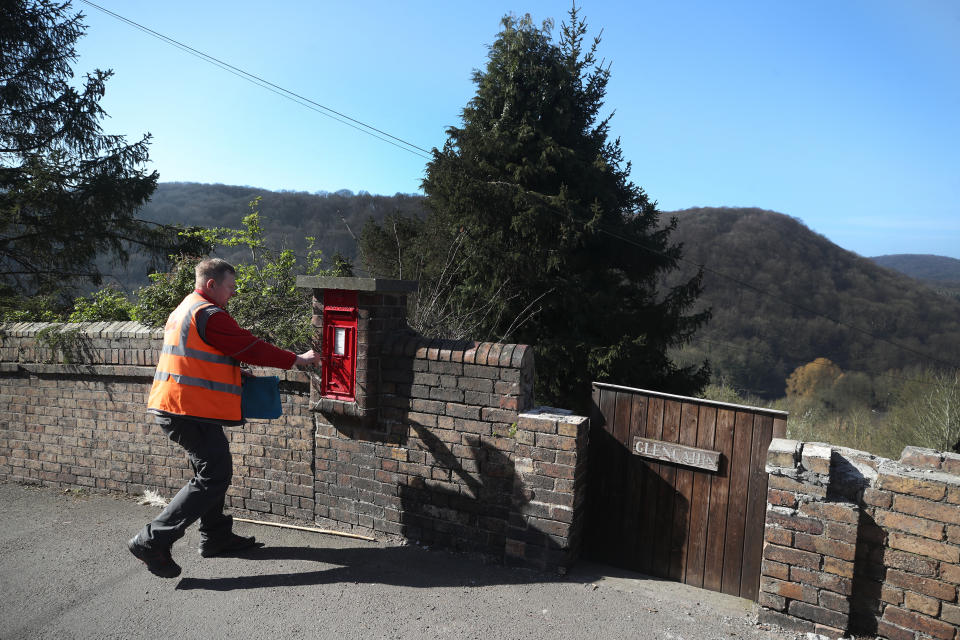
[{"xmin": 195, "ymin": 258, "xmax": 235, "ymax": 288}]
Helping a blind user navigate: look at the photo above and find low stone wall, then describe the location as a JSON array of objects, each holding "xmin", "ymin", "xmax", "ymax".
[
  {"xmin": 314, "ymin": 335, "xmax": 588, "ymax": 570},
  {"xmin": 0, "ymin": 322, "xmax": 314, "ymax": 518},
  {"xmin": 759, "ymin": 439, "xmax": 960, "ymax": 639},
  {"xmin": 0, "ymin": 322, "xmax": 588, "ymax": 572}
]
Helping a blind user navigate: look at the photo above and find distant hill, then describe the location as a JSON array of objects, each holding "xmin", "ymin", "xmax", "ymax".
[
  {"xmin": 105, "ymin": 188, "xmax": 960, "ymax": 400},
  {"xmin": 101, "ymin": 182, "xmax": 425, "ymax": 291},
  {"xmin": 662, "ymin": 207, "xmax": 960, "ymax": 397},
  {"xmin": 870, "ymin": 254, "xmax": 960, "ymax": 299}
]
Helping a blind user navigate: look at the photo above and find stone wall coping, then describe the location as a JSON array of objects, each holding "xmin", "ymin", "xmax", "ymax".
[
  {"xmin": 0, "ymin": 321, "xmax": 164, "ymax": 339},
  {"xmin": 380, "ymin": 336, "xmax": 531, "ymax": 367},
  {"xmin": 296, "ymin": 276, "xmax": 418, "ymax": 293},
  {"xmin": 520, "ymin": 406, "xmax": 587, "ymax": 425},
  {"xmin": 767, "ymin": 438, "xmax": 801, "ymax": 469},
  {"xmin": 877, "ymin": 458, "xmax": 960, "ymax": 487}
]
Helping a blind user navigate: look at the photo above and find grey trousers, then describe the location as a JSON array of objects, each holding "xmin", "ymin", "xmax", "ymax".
[{"xmin": 136, "ymin": 414, "xmax": 235, "ymax": 549}]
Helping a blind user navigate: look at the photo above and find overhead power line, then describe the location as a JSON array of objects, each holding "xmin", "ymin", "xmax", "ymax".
[
  {"xmin": 74, "ymin": 2, "xmax": 959, "ymax": 380},
  {"xmin": 77, "ymin": 0, "xmax": 433, "ymax": 160},
  {"xmin": 454, "ymin": 178, "xmax": 960, "ymax": 375}
]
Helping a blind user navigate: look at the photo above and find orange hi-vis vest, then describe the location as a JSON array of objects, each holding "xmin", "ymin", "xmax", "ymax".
[{"xmin": 147, "ymin": 292, "xmax": 242, "ymax": 421}]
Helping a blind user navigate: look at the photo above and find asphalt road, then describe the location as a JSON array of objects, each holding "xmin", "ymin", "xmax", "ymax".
[{"xmin": 0, "ymin": 482, "xmax": 804, "ymax": 640}]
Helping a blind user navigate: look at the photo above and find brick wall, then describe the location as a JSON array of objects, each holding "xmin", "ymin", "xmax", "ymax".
[
  {"xmin": 759, "ymin": 439, "xmax": 960, "ymax": 640},
  {"xmin": 0, "ymin": 319, "xmax": 589, "ymax": 572},
  {"xmin": 312, "ymin": 335, "xmax": 588, "ymax": 571},
  {"xmin": 0, "ymin": 322, "xmax": 314, "ymax": 519}
]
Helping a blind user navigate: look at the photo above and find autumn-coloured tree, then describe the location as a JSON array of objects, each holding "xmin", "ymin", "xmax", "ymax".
[{"xmin": 785, "ymin": 358, "xmax": 842, "ymax": 399}]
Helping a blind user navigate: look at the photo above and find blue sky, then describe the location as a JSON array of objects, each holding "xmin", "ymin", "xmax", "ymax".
[{"xmin": 73, "ymin": 1, "xmax": 960, "ymax": 258}]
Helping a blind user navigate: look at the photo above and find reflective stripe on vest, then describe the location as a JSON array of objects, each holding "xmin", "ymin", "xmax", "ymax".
[
  {"xmin": 152, "ymin": 370, "xmax": 242, "ymax": 396},
  {"xmin": 147, "ymin": 292, "xmax": 242, "ymax": 420}
]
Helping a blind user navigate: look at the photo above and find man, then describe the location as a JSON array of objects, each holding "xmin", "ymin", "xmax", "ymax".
[{"xmin": 128, "ymin": 258, "xmax": 321, "ymax": 578}]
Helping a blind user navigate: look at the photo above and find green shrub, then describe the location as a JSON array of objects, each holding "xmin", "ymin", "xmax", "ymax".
[
  {"xmin": 68, "ymin": 287, "xmax": 134, "ymax": 322},
  {"xmin": 0, "ymin": 292, "xmax": 68, "ymax": 322},
  {"xmin": 132, "ymin": 199, "xmax": 346, "ymax": 351},
  {"xmin": 131, "ymin": 254, "xmax": 199, "ymax": 327}
]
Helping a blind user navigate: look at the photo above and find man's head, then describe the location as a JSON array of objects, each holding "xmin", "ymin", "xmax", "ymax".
[{"xmin": 195, "ymin": 258, "xmax": 237, "ymax": 308}]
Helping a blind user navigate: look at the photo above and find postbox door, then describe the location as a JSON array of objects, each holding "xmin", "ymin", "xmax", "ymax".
[{"xmin": 322, "ymin": 315, "xmax": 356, "ymax": 400}]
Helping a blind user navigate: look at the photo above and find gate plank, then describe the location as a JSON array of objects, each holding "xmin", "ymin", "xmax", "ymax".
[
  {"xmin": 590, "ymin": 384, "xmax": 604, "ymax": 431},
  {"xmin": 600, "ymin": 388, "xmax": 623, "ymax": 561},
  {"xmin": 652, "ymin": 399, "xmax": 682, "ymax": 578},
  {"xmin": 685, "ymin": 404, "xmax": 717, "ymax": 587},
  {"xmin": 740, "ymin": 414, "xmax": 775, "ymax": 600},
  {"xmin": 670, "ymin": 401, "xmax": 700, "ymax": 581},
  {"xmin": 703, "ymin": 408, "xmax": 735, "ymax": 592},
  {"xmin": 624, "ymin": 393, "xmax": 649, "ymax": 570},
  {"xmin": 721, "ymin": 410, "xmax": 756, "ymax": 597},
  {"xmin": 614, "ymin": 390, "xmax": 634, "ymax": 448},
  {"xmin": 636, "ymin": 395, "xmax": 665, "ymax": 575},
  {"xmin": 614, "ymin": 390, "xmax": 635, "ymax": 560}
]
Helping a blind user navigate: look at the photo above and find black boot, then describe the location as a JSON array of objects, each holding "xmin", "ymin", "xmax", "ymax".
[{"xmin": 198, "ymin": 533, "xmax": 260, "ymax": 557}]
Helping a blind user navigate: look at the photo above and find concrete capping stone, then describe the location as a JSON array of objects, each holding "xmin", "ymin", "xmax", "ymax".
[
  {"xmin": 900, "ymin": 446, "xmax": 944, "ymax": 470},
  {"xmin": 521, "ymin": 406, "xmax": 578, "ymax": 422},
  {"xmin": 877, "ymin": 459, "xmax": 960, "ymax": 488},
  {"xmin": 801, "ymin": 443, "xmax": 833, "ymax": 475},
  {"xmin": 768, "ymin": 438, "xmax": 801, "ymax": 470},
  {"xmin": 296, "ymin": 276, "xmax": 418, "ymax": 293}
]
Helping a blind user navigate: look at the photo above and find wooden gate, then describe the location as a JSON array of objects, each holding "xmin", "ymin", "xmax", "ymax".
[{"xmin": 584, "ymin": 382, "xmax": 787, "ymax": 601}]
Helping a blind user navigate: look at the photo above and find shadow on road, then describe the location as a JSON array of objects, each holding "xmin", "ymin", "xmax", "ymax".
[{"xmin": 175, "ymin": 544, "xmax": 554, "ymax": 591}]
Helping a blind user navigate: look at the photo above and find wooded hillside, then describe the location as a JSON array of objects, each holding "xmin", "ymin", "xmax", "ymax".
[
  {"xmin": 108, "ymin": 186, "xmax": 960, "ymax": 401},
  {"xmin": 103, "ymin": 182, "xmax": 424, "ymax": 290},
  {"xmin": 664, "ymin": 207, "xmax": 960, "ymax": 397},
  {"xmin": 870, "ymin": 254, "xmax": 960, "ymax": 299}
]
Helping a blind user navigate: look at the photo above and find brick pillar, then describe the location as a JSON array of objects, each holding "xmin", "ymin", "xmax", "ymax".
[
  {"xmin": 296, "ymin": 276, "xmax": 417, "ymax": 423},
  {"xmin": 505, "ymin": 407, "xmax": 590, "ymax": 573},
  {"xmin": 868, "ymin": 448, "xmax": 960, "ymax": 640},
  {"xmin": 759, "ymin": 440, "xmax": 860, "ymax": 639}
]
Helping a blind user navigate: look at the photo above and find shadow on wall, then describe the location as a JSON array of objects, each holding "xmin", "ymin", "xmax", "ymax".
[
  {"xmin": 850, "ymin": 510, "xmax": 885, "ymax": 636},
  {"xmin": 583, "ymin": 425, "xmax": 688, "ymax": 577},
  {"xmin": 830, "ymin": 450, "xmax": 886, "ymax": 638},
  {"xmin": 398, "ymin": 424, "xmax": 517, "ymax": 555}
]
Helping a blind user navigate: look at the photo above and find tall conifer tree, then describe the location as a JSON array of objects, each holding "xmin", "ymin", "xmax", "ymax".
[
  {"xmin": 0, "ymin": 0, "xmax": 201, "ymax": 299},
  {"xmin": 367, "ymin": 8, "xmax": 711, "ymax": 406}
]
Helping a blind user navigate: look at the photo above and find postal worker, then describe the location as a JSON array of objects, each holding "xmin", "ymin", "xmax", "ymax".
[{"xmin": 128, "ymin": 257, "xmax": 321, "ymax": 578}]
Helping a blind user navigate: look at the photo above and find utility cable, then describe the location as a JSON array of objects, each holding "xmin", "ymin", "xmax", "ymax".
[
  {"xmin": 77, "ymin": 0, "xmax": 433, "ymax": 160},
  {"xmin": 77, "ymin": 1, "xmax": 959, "ymax": 376},
  {"xmin": 469, "ymin": 173, "xmax": 960, "ymax": 374}
]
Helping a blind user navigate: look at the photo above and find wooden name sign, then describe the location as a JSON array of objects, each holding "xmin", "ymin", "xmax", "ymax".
[{"xmin": 632, "ymin": 437, "xmax": 720, "ymax": 472}]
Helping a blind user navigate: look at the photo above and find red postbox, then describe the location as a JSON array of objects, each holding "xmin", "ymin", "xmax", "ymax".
[{"xmin": 320, "ymin": 289, "xmax": 357, "ymax": 400}]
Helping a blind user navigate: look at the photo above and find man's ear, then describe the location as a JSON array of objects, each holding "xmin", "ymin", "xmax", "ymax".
[{"xmin": 204, "ymin": 278, "xmax": 217, "ymax": 290}]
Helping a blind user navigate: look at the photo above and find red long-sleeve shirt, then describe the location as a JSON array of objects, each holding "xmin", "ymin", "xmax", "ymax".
[{"xmin": 194, "ymin": 289, "xmax": 298, "ymax": 369}]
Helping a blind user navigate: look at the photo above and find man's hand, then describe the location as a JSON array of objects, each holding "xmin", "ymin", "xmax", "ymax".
[{"xmin": 294, "ymin": 349, "xmax": 322, "ymax": 368}]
